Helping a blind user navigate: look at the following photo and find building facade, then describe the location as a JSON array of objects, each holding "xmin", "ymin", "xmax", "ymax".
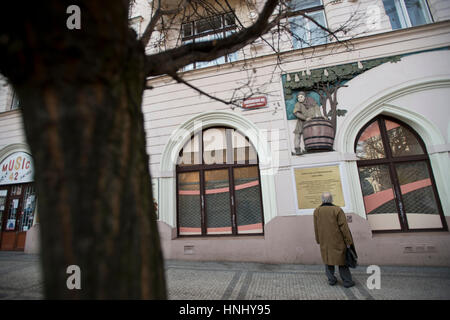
[{"xmin": 1, "ymin": 0, "xmax": 449, "ymax": 266}]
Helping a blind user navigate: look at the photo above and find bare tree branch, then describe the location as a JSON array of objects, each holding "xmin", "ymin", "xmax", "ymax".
[
  {"xmin": 139, "ymin": 0, "xmax": 365, "ymax": 111},
  {"xmin": 144, "ymin": 0, "xmax": 354, "ymax": 78},
  {"xmin": 140, "ymin": 0, "xmax": 189, "ymax": 47},
  {"xmin": 168, "ymin": 71, "xmax": 240, "ymax": 108},
  {"xmin": 145, "ymin": 0, "xmax": 280, "ymax": 76}
]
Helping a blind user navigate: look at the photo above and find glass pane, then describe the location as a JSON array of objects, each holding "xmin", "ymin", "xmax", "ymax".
[
  {"xmin": 18, "ymin": 185, "xmax": 36, "ymax": 232},
  {"xmin": 183, "ymin": 63, "xmax": 194, "ymax": 72},
  {"xmin": 289, "ymin": 0, "xmax": 322, "ymax": 11},
  {"xmin": 289, "ymin": 11, "xmax": 327, "ymax": 49},
  {"xmin": 195, "ymin": 32, "xmax": 225, "ymax": 69},
  {"xmin": 405, "ymin": 0, "xmax": 430, "ymax": 26},
  {"xmin": 0, "ymin": 189, "xmax": 8, "ymax": 232},
  {"xmin": 395, "ymin": 161, "xmax": 443, "ymax": 229},
  {"xmin": 205, "ymin": 169, "xmax": 232, "ymax": 235},
  {"xmin": 232, "ymin": 130, "xmax": 257, "ymax": 164},
  {"xmin": 385, "ymin": 119, "xmax": 424, "ymax": 157},
  {"xmin": 225, "ymin": 30, "xmax": 238, "ymax": 62},
  {"xmin": 178, "ymin": 172, "xmax": 202, "ymax": 235},
  {"xmin": 181, "ymin": 23, "xmax": 193, "ymax": 38},
  {"xmin": 224, "ymin": 13, "xmax": 236, "ymax": 27},
  {"xmin": 12, "ymin": 185, "xmax": 22, "ymax": 196},
  {"xmin": 203, "ymin": 128, "xmax": 228, "ymax": 165},
  {"xmin": 181, "ymin": 39, "xmax": 194, "ymax": 71},
  {"xmin": 195, "ymin": 16, "xmax": 222, "ymax": 34},
  {"xmin": 11, "ymin": 92, "xmax": 20, "ymax": 110},
  {"xmin": 382, "ymin": 0, "xmax": 407, "ymax": 29},
  {"xmin": 289, "ymin": 15, "xmax": 308, "ymax": 49},
  {"xmin": 196, "ymin": 56, "xmax": 226, "ymax": 69},
  {"xmin": 358, "ymin": 165, "xmax": 401, "ymax": 231},
  {"xmin": 355, "ymin": 120, "xmax": 386, "ymax": 160},
  {"xmin": 6, "ymin": 198, "xmax": 19, "ymax": 231},
  {"xmin": 195, "ymin": 33, "xmax": 225, "ymax": 68},
  {"xmin": 234, "ymin": 167, "xmax": 263, "ymax": 234},
  {"xmin": 308, "ymin": 11, "xmax": 328, "ymax": 47},
  {"xmin": 177, "ymin": 134, "xmax": 201, "ymax": 166}
]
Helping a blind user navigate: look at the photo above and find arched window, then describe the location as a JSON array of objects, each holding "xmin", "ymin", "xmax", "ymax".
[
  {"xmin": 355, "ymin": 116, "xmax": 447, "ymax": 232},
  {"xmin": 176, "ymin": 127, "xmax": 264, "ymax": 236}
]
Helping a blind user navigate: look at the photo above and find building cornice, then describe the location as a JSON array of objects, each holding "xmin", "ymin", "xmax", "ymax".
[{"xmin": 146, "ymin": 20, "xmax": 450, "ymax": 85}]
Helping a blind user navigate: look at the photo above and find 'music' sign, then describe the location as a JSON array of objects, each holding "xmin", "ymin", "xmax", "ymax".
[{"xmin": 0, "ymin": 152, "xmax": 34, "ymax": 185}]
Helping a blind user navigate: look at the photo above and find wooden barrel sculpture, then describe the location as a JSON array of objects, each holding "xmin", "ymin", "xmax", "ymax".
[{"xmin": 303, "ymin": 118, "xmax": 335, "ymax": 152}]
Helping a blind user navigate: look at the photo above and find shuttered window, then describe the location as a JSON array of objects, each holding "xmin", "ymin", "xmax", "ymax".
[
  {"xmin": 177, "ymin": 127, "xmax": 264, "ymax": 237},
  {"xmin": 355, "ymin": 116, "xmax": 447, "ymax": 232}
]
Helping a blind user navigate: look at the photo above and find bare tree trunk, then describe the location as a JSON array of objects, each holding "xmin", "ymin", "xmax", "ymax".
[{"xmin": 1, "ymin": 1, "xmax": 167, "ymax": 299}]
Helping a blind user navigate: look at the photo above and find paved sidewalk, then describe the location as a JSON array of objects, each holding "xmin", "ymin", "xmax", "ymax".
[{"xmin": 0, "ymin": 252, "xmax": 449, "ymax": 300}]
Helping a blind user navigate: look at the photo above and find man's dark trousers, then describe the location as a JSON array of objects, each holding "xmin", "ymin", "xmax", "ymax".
[{"xmin": 325, "ymin": 265, "xmax": 354, "ymax": 287}]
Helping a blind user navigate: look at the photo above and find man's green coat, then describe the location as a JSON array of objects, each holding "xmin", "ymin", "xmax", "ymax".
[{"xmin": 313, "ymin": 204, "xmax": 354, "ymax": 265}]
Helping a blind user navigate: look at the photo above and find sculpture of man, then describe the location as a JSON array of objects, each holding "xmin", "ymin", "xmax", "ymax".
[{"xmin": 293, "ymin": 91, "xmax": 323, "ymax": 154}]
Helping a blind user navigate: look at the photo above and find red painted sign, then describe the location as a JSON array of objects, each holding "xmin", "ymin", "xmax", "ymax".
[{"xmin": 242, "ymin": 96, "xmax": 267, "ymax": 109}]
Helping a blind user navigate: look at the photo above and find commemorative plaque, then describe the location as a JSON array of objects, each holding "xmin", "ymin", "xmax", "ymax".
[{"xmin": 294, "ymin": 165, "xmax": 345, "ymax": 209}]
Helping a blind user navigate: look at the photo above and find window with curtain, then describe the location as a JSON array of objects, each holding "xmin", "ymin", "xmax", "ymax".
[
  {"xmin": 382, "ymin": 0, "xmax": 432, "ymax": 30},
  {"xmin": 355, "ymin": 116, "xmax": 446, "ymax": 232},
  {"xmin": 288, "ymin": 0, "xmax": 328, "ymax": 49},
  {"xmin": 176, "ymin": 127, "xmax": 263, "ymax": 237}
]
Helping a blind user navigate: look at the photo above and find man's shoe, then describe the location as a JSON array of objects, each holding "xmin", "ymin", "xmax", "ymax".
[
  {"xmin": 328, "ymin": 280, "xmax": 337, "ymax": 286},
  {"xmin": 343, "ymin": 281, "xmax": 355, "ymax": 288}
]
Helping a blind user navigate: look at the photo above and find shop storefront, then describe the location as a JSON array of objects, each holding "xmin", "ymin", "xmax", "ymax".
[{"xmin": 0, "ymin": 151, "xmax": 37, "ymax": 251}]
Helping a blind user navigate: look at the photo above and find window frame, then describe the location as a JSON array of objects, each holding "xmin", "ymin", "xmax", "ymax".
[
  {"xmin": 176, "ymin": 126, "xmax": 265, "ymax": 237},
  {"xmin": 10, "ymin": 90, "xmax": 20, "ymax": 111},
  {"xmin": 287, "ymin": 0, "xmax": 328, "ymax": 49},
  {"xmin": 181, "ymin": 12, "xmax": 238, "ymax": 70},
  {"xmin": 354, "ymin": 115, "xmax": 447, "ymax": 233},
  {"xmin": 383, "ymin": 0, "xmax": 433, "ymax": 30}
]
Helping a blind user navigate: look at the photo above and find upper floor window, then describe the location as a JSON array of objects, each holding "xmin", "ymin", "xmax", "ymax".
[
  {"xmin": 382, "ymin": 0, "xmax": 433, "ymax": 30},
  {"xmin": 129, "ymin": 16, "xmax": 143, "ymax": 37},
  {"xmin": 288, "ymin": 0, "xmax": 328, "ymax": 49},
  {"xmin": 181, "ymin": 12, "xmax": 238, "ymax": 70},
  {"xmin": 10, "ymin": 91, "xmax": 20, "ymax": 110}
]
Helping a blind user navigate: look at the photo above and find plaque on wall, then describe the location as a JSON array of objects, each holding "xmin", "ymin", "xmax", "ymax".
[{"xmin": 294, "ymin": 165, "xmax": 345, "ymax": 210}]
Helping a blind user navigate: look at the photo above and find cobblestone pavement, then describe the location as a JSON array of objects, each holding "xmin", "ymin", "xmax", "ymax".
[{"xmin": 1, "ymin": 252, "xmax": 450, "ymax": 300}]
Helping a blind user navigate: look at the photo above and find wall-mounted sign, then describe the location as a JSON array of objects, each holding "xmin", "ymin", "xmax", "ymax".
[
  {"xmin": 294, "ymin": 165, "xmax": 345, "ymax": 209},
  {"xmin": 0, "ymin": 152, "xmax": 34, "ymax": 185},
  {"xmin": 242, "ymin": 96, "xmax": 267, "ymax": 109}
]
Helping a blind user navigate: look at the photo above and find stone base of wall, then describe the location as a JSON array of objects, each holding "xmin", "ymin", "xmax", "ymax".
[
  {"xmin": 21, "ymin": 216, "xmax": 450, "ymax": 266},
  {"xmin": 158, "ymin": 215, "xmax": 450, "ymax": 267}
]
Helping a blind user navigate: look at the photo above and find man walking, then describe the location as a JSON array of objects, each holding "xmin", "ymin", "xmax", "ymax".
[{"xmin": 313, "ymin": 192, "xmax": 355, "ymax": 288}]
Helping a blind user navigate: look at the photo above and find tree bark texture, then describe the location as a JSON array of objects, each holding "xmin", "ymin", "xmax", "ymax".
[{"xmin": 0, "ymin": 1, "xmax": 167, "ymax": 299}]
